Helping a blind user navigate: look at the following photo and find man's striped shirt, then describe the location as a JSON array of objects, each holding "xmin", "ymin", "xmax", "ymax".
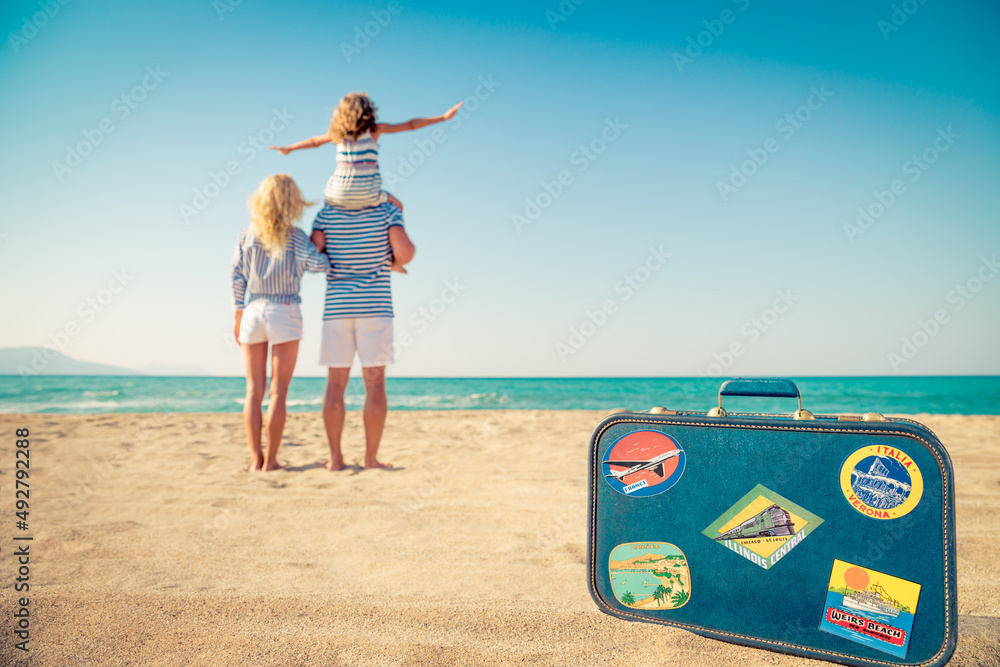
[
  {"xmin": 312, "ymin": 202, "xmax": 403, "ymax": 320},
  {"xmin": 231, "ymin": 226, "xmax": 329, "ymax": 309}
]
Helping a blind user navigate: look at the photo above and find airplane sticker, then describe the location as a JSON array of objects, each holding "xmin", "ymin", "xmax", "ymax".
[{"xmin": 602, "ymin": 431, "xmax": 686, "ymax": 498}]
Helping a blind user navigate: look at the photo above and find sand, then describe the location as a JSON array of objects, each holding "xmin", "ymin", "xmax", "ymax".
[{"xmin": 0, "ymin": 411, "xmax": 996, "ymax": 666}]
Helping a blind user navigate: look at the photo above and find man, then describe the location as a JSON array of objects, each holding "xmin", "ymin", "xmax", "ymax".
[{"xmin": 311, "ymin": 201, "xmax": 415, "ymax": 470}]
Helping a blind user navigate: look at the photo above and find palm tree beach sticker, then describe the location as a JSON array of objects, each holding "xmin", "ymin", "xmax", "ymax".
[
  {"xmin": 608, "ymin": 542, "xmax": 691, "ymax": 610},
  {"xmin": 602, "ymin": 430, "xmax": 685, "ymax": 498},
  {"xmin": 840, "ymin": 445, "xmax": 924, "ymax": 520}
]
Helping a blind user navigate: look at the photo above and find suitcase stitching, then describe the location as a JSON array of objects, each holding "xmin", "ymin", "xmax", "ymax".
[{"xmin": 588, "ymin": 417, "xmax": 953, "ymax": 667}]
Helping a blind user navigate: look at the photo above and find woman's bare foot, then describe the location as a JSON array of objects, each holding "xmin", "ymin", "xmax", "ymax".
[
  {"xmin": 262, "ymin": 460, "xmax": 285, "ymax": 472},
  {"xmin": 245, "ymin": 458, "xmax": 263, "ymax": 472},
  {"xmin": 324, "ymin": 453, "xmax": 345, "ymax": 471},
  {"xmin": 364, "ymin": 459, "xmax": 393, "ymax": 470}
]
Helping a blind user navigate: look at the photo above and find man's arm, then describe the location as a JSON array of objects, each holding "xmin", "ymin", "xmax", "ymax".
[
  {"xmin": 270, "ymin": 134, "xmax": 332, "ymax": 155},
  {"xmin": 388, "ymin": 225, "xmax": 415, "ymax": 269},
  {"xmin": 374, "ymin": 102, "xmax": 464, "ymax": 138}
]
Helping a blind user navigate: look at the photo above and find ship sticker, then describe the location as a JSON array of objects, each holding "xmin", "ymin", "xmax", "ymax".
[
  {"xmin": 840, "ymin": 445, "xmax": 924, "ymax": 520},
  {"xmin": 701, "ymin": 484, "xmax": 823, "ymax": 570},
  {"xmin": 819, "ymin": 559, "xmax": 921, "ymax": 658},
  {"xmin": 602, "ymin": 431, "xmax": 685, "ymax": 498},
  {"xmin": 608, "ymin": 542, "xmax": 691, "ymax": 610}
]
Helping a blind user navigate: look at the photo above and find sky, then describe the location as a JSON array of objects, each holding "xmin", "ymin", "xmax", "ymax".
[{"xmin": 1, "ymin": 0, "xmax": 998, "ymax": 377}]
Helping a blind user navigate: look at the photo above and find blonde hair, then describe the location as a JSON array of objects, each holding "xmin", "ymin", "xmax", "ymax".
[
  {"xmin": 247, "ymin": 174, "xmax": 312, "ymax": 252},
  {"xmin": 328, "ymin": 92, "xmax": 378, "ymax": 143}
]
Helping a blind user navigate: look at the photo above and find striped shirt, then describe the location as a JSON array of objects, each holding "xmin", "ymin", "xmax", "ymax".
[
  {"xmin": 231, "ymin": 226, "xmax": 330, "ymax": 309},
  {"xmin": 323, "ymin": 131, "xmax": 388, "ymax": 208},
  {"xmin": 312, "ymin": 202, "xmax": 404, "ymax": 319}
]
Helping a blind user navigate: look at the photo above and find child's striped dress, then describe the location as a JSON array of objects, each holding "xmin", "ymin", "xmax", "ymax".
[{"xmin": 323, "ymin": 131, "xmax": 389, "ymax": 209}]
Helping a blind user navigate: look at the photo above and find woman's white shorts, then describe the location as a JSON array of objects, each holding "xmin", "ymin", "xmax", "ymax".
[{"xmin": 238, "ymin": 302, "xmax": 303, "ymax": 345}]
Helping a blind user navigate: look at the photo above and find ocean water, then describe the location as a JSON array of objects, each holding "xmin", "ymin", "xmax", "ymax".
[{"xmin": 1, "ymin": 376, "xmax": 998, "ymax": 414}]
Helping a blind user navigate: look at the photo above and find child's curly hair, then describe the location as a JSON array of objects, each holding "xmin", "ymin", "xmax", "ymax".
[
  {"xmin": 247, "ymin": 174, "xmax": 313, "ymax": 252},
  {"xmin": 328, "ymin": 92, "xmax": 378, "ymax": 143}
]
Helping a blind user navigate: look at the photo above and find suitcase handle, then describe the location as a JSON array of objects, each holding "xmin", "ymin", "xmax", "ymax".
[{"xmin": 709, "ymin": 377, "xmax": 814, "ymax": 420}]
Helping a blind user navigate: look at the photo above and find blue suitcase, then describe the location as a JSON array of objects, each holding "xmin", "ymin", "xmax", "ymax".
[{"xmin": 587, "ymin": 378, "xmax": 957, "ymax": 667}]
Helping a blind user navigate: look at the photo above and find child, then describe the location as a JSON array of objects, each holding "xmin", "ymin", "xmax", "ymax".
[
  {"xmin": 231, "ymin": 174, "xmax": 330, "ymax": 472},
  {"xmin": 271, "ymin": 92, "xmax": 463, "ymax": 215}
]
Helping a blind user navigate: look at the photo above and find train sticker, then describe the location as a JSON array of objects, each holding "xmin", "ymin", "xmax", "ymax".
[
  {"xmin": 602, "ymin": 430, "xmax": 685, "ymax": 498},
  {"xmin": 702, "ymin": 484, "xmax": 824, "ymax": 570},
  {"xmin": 819, "ymin": 559, "xmax": 921, "ymax": 658},
  {"xmin": 840, "ymin": 445, "xmax": 924, "ymax": 520}
]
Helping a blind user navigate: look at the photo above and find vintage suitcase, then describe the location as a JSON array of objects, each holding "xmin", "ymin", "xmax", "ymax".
[{"xmin": 587, "ymin": 378, "xmax": 957, "ymax": 667}]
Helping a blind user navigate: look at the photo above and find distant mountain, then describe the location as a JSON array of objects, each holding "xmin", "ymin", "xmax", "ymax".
[
  {"xmin": 0, "ymin": 348, "xmax": 211, "ymax": 376},
  {"xmin": 0, "ymin": 348, "xmax": 136, "ymax": 376}
]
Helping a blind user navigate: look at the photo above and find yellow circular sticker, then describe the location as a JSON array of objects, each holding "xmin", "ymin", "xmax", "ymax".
[{"xmin": 840, "ymin": 444, "xmax": 923, "ymax": 520}]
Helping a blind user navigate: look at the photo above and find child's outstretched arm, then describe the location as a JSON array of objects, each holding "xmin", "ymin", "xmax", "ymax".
[
  {"xmin": 374, "ymin": 102, "xmax": 464, "ymax": 139},
  {"xmin": 270, "ymin": 134, "xmax": 332, "ymax": 155}
]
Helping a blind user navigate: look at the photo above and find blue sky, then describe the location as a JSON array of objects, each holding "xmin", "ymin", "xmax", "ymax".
[{"xmin": 1, "ymin": 0, "xmax": 998, "ymax": 377}]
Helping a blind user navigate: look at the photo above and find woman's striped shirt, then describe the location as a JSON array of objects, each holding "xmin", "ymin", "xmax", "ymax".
[
  {"xmin": 323, "ymin": 131, "xmax": 388, "ymax": 208},
  {"xmin": 231, "ymin": 226, "xmax": 330, "ymax": 309},
  {"xmin": 312, "ymin": 202, "xmax": 403, "ymax": 319}
]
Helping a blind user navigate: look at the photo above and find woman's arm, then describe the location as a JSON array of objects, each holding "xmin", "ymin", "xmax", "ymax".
[
  {"xmin": 310, "ymin": 230, "xmax": 326, "ymax": 253},
  {"xmin": 374, "ymin": 102, "xmax": 464, "ymax": 138},
  {"xmin": 231, "ymin": 237, "xmax": 248, "ymax": 343},
  {"xmin": 270, "ymin": 134, "xmax": 332, "ymax": 155},
  {"xmin": 292, "ymin": 229, "xmax": 331, "ymax": 274}
]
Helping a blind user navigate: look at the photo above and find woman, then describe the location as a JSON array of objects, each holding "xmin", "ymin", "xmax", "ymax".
[{"xmin": 231, "ymin": 174, "xmax": 329, "ymax": 471}]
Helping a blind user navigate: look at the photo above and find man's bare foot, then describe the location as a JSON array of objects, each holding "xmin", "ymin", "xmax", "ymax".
[
  {"xmin": 262, "ymin": 460, "xmax": 284, "ymax": 472},
  {"xmin": 324, "ymin": 454, "xmax": 345, "ymax": 471},
  {"xmin": 364, "ymin": 460, "xmax": 393, "ymax": 470}
]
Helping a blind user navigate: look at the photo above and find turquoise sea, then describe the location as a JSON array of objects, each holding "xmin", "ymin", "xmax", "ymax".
[{"xmin": 1, "ymin": 376, "xmax": 998, "ymax": 414}]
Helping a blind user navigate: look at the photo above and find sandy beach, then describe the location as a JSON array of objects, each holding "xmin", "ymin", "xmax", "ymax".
[{"xmin": 0, "ymin": 411, "xmax": 996, "ymax": 666}]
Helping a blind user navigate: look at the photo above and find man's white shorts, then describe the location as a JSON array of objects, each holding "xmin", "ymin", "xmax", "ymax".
[
  {"xmin": 238, "ymin": 302, "xmax": 303, "ymax": 345},
  {"xmin": 320, "ymin": 317, "xmax": 394, "ymax": 368}
]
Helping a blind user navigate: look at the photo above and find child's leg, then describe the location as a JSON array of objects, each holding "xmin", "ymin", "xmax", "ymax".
[
  {"xmin": 241, "ymin": 342, "xmax": 268, "ymax": 471},
  {"xmin": 385, "ymin": 192, "xmax": 404, "ymax": 212},
  {"xmin": 263, "ymin": 339, "xmax": 300, "ymax": 471}
]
